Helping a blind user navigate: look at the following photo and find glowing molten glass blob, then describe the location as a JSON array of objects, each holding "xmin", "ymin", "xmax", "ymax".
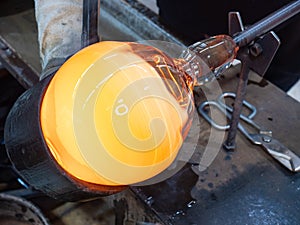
[
  {"xmin": 40, "ymin": 36, "xmax": 238, "ymax": 186},
  {"xmin": 40, "ymin": 41, "xmax": 195, "ymax": 186}
]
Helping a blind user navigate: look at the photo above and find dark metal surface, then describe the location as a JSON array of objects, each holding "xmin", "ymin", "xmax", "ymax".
[
  {"xmin": 81, "ymin": 0, "xmax": 100, "ymax": 48},
  {"xmin": 0, "ymin": 36, "xmax": 38, "ymax": 89},
  {"xmin": 0, "ymin": 69, "xmax": 25, "ymax": 138},
  {"xmin": 132, "ymin": 69, "xmax": 300, "ymax": 225},
  {"xmin": 4, "ymin": 75, "xmax": 125, "ymax": 202},
  {"xmin": 0, "ymin": 193, "xmax": 49, "ymax": 225}
]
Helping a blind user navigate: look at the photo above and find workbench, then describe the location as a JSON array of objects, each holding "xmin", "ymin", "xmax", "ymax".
[{"xmin": 0, "ymin": 1, "xmax": 299, "ymax": 224}]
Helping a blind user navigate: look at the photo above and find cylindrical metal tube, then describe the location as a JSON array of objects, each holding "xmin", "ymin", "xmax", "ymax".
[
  {"xmin": 234, "ymin": 0, "xmax": 300, "ymax": 47},
  {"xmin": 4, "ymin": 75, "xmax": 125, "ymax": 202}
]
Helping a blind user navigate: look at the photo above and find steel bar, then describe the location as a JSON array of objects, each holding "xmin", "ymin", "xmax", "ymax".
[
  {"xmin": 224, "ymin": 1, "xmax": 300, "ymax": 150},
  {"xmin": 223, "ymin": 54, "xmax": 250, "ymax": 150},
  {"xmin": 81, "ymin": 0, "xmax": 100, "ymax": 48},
  {"xmin": 233, "ymin": 0, "xmax": 300, "ymax": 47}
]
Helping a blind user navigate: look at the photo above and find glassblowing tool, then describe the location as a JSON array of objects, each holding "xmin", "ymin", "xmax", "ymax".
[{"xmin": 198, "ymin": 92, "xmax": 300, "ymax": 172}]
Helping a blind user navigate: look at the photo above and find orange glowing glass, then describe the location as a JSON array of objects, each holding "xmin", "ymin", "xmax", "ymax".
[{"xmin": 40, "ymin": 35, "xmax": 238, "ymax": 186}]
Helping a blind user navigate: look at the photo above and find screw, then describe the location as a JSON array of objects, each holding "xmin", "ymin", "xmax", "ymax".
[
  {"xmin": 250, "ymin": 43, "xmax": 263, "ymax": 57},
  {"xmin": 0, "ymin": 42, "xmax": 7, "ymax": 50},
  {"xmin": 262, "ymin": 135, "xmax": 272, "ymax": 143},
  {"xmin": 5, "ymin": 48, "xmax": 13, "ymax": 56}
]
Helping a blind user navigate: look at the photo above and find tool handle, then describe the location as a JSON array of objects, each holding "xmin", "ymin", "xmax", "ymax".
[
  {"xmin": 251, "ymin": 134, "xmax": 300, "ymax": 172},
  {"xmin": 233, "ymin": 0, "xmax": 300, "ymax": 47}
]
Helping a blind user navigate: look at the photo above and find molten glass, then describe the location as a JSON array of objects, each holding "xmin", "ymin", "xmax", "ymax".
[{"xmin": 40, "ymin": 35, "xmax": 238, "ymax": 186}]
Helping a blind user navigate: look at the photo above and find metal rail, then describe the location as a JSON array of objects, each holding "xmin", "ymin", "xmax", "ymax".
[{"xmin": 233, "ymin": 0, "xmax": 300, "ymax": 47}]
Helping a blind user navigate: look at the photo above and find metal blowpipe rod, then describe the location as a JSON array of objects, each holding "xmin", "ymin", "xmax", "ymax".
[
  {"xmin": 222, "ymin": 0, "xmax": 300, "ymax": 151},
  {"xmin": 233, "ymin": 0, "xmax": 300, "ymax": 47}
]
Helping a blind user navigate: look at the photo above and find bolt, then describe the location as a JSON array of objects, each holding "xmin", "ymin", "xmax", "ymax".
[
  {"xmin": 250, "ymin": 43, "xmax": 263, "ymax": 57},
  {"xmin": 5, "ymin": 48, "xmax": 13, "ymax": 56},
  {"xmin": 262, "ymin": 135, "xmax": 272, "ymax": 143},
  {"xmin": 0, "ymin": 42, "xmax": 7, "ymax": 50}
]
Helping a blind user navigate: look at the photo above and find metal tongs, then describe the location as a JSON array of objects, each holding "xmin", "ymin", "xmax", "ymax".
[{"xmin": 198, "ymin": 92, "xmax": 300, "ymax": 172}]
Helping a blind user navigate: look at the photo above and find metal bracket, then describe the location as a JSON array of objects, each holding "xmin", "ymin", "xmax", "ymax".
[
  {"xmin": 247, "ymin": 31, "xmax": 281, "ymax": 77},
  {"xmin": 223, "ymin": 13, "xmax": 281, "ymax": 150},
  {"xmin": 228, "ymin": 12, "xmax": 244, "ymax": 36}
]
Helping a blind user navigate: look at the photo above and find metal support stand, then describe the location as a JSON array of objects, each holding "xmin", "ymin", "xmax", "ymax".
[
  {"xmin": 221, "ymin": 0, "xmax": 300, "ymax": 150},
  {"xmin": 223, "ymin": 52, "xmax": 250, "ymax": 150}
]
